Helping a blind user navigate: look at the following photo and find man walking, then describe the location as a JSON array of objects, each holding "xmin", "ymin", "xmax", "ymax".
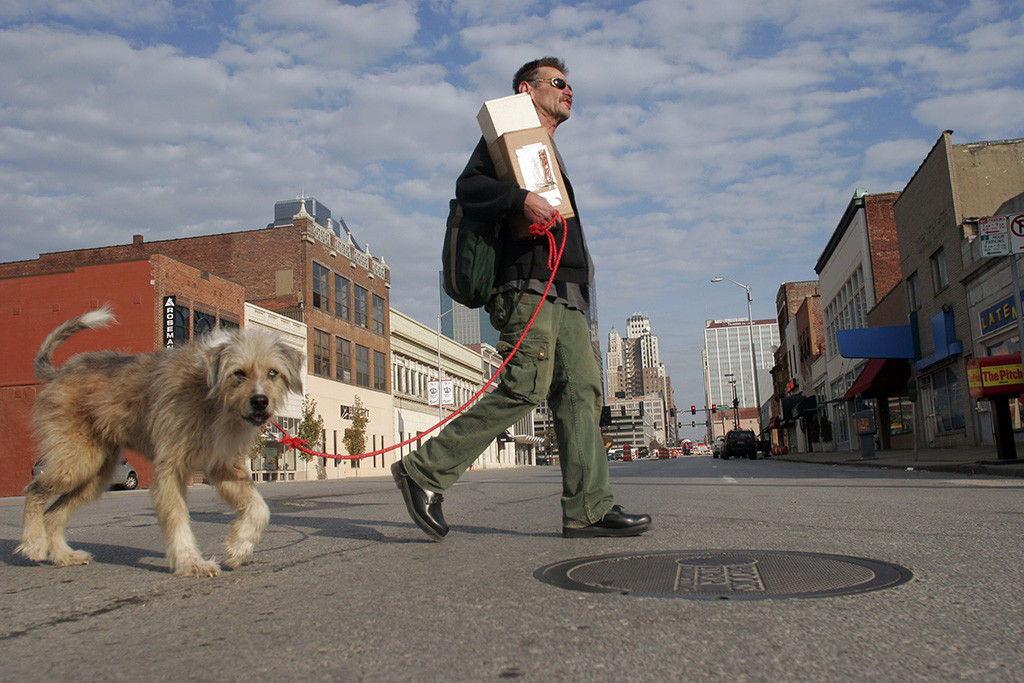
[{"xmin": 393, "ymin": 57, "xmax": 651, "ymax": 540}]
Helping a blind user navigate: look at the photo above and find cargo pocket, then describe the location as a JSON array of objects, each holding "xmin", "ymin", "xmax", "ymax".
[{"xmin": 496, "ymin": 333, "xmax": 553, "ymax": 404}]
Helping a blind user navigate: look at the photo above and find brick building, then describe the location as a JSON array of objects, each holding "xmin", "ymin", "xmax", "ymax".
[
  {"xmin": 0, "ymin": 255, "xmax": 246, "ymax": 496},
  {"xmin": 894, "ymin": 132, "xmax": 1024, "ymax": 450},
  {"xmin": 0, "ymin": 199, "xmax": 395, "ymax": 491},
  {"xmin": 814, "ymin": 190, "xmax": 903, "ymax": 450}
]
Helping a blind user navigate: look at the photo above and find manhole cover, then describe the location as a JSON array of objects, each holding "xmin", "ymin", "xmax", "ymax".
[{"xmin": 535, "ymin": 550, "xmax": 912, "ymax": 600}]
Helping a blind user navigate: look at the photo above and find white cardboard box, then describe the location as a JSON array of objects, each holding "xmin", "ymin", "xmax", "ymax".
[{"xmin": 477, "ymin": 93, "xmax": 541, "ymax": 145}]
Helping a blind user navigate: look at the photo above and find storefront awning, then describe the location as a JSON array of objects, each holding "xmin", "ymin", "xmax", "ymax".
[
  {"xmin": 766, "ymin": 416, "xmax": 780, "ymax": 430},
  {"xmin": 781, "ymin": 395, "xmax": 817, "ymax": 423},
  {"xmin": 843, "ymin": 358, "xmax": 911, "ymax": 401}
]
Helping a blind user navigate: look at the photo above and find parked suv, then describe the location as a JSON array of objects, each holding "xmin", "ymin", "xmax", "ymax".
[
  {"xmin": 721, "ymin": 429, "xmax": 757, "ymax": 460},
  {"xmin": 32, "ymin": 456, "xmax": 139, "ymax": 490}
]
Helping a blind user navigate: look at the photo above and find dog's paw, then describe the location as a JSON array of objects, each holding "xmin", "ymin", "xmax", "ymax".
[
  {"xmin": 51, "ymin": 548, "xmax": 93, "ymax": 566},
  {"xmin": 223, "ymin": 540, "xmax": 254, "ymax": 569},
  {"xmin": 15, "ymin": 540, "xmax": 49, "ymax": 563},
  {"xmin": 174, "ymin": 557, "xmax": 221, "ymax": 578}
]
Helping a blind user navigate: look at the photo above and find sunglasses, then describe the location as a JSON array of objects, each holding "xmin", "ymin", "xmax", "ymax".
[{"xmin": 532, "ymin": 77, "xmax": 572, "ymax": 91}]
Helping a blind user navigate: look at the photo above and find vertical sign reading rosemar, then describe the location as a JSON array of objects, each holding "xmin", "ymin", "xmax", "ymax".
[{"xmin": 163, "ymin": 296, "xmax": 176, "ymax": 347}]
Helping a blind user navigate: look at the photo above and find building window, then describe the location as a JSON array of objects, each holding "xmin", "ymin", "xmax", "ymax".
[
  {"xmin": 372, "ymin": 294, "xmax": 385, "ymax": 335},
  {"xmin": 930, "ymin": 246, "xmax": 948, "ymax": 292},
  {"xmin": 373, "ymin": 350, "xmax": 387, "ymax": 391},
  {"xmin": 335, "ymin": 274, "xmax": 350, "ymax": 320},
  {"xmin": 932, "ymin": 365, "xmax": 965, "ymax": 432},
  {"xmin": 173, "ymin": 305, "xmax": 190, "ymax": 342},
  {"xmin": 313, "ymin": 262, "xmax": 330, "ymax": 312},
  {"xmin": 335, "ymin": 337, "xmax": 352, "ymax": 383},
  {"xmin": 907, "ymin": 271, "xmax": 921, "ymax": 311},
  {"xmin": 354, "ymin": 285, "xmax": 369, "ymax": 328},
  {"xmin": 313, "ymin": 328, "xmax": 331, "ymax": 377},
  {"xmin": 355, "ymin": 344, "xmax": 370, "ymax": 387},
  {"xmin": 888, "ymin": 394, "xmax": 914, "ymax": 435},
  {"xmin": 194, "ymin": 309, "xmax": 216, "ymax": 337},
  {"xmin": 219, "ymin": 317, "xmax": 239, "ymax": 331}
]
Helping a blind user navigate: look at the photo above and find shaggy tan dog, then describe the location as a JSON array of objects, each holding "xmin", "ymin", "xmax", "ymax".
[{"xmin": 17, "ymin": 307, "xmax": 304, "ymax": 577}]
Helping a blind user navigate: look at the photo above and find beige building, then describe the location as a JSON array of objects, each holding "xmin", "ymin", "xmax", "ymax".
[{"xmin": 390, "ymin": 309, "xmax": 535, "ymax": 472}]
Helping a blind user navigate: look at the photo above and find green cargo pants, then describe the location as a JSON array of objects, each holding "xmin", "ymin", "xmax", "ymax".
[{"xmin": 402, "ymin": 291, "xmax": 614, "ymax": 528}]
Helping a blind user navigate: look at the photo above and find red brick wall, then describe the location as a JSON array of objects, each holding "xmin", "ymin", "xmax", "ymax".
[
  {"xmin": 864, "ymin": 192, "xmax": 903, "ymax": 304},
  {"xmin": 0, "ymin": 257, "xmax": 246, "ymax": 496}
]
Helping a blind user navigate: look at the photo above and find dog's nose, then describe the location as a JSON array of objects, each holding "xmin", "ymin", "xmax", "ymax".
[{"xmin": 250, "ymin": 395, "xmax": 269, "ymax": 411}]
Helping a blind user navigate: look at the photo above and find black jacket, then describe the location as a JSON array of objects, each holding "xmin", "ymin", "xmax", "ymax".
[{"xmin": 455, "ymin": 137, "xmax": 591, "ymax": 287}]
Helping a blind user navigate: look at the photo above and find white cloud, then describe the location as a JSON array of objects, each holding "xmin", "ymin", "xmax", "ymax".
[{"xmin": 2, "ymin": 0, "xmax": 1023, "ymax": 416}]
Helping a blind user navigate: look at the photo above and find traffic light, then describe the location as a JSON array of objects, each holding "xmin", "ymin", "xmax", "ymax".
[
  {"xmin": 690, "ymin": 405, "xmax": 696, "ymax": 415},
  {"xmin": 711, "ymin": 404, "xmax": 717, "ymax": 413},
  {"xmin": 691, "ymin": 421, "xmax": 696, "ymax": 428},
  {"xmin": 733, "ymin": 397, "xmax": 739, "ymax": 409}
]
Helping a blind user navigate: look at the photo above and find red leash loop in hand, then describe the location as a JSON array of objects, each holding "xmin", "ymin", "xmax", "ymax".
[
  {"xmin": 527, "ymin": 213, "xmax": 564, "ymax": 271},
  {"xmin": 272, "ymin": 212, "xmax": 568, "ymax": 462}
]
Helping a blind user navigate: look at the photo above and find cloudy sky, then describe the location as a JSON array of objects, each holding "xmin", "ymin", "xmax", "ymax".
[{"xmin": 3, "ymin": 0, "xmax": 1023, "ymax": 440}]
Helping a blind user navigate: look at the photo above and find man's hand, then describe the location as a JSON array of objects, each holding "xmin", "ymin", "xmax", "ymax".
[{"xmin": 523, "ymin": 191, "xmax": 558, "ymax": 226}]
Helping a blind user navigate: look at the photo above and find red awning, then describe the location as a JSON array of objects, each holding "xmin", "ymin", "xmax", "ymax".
[
  {"xmin": 843, "ymin": 358, "xmax": 911, "ymax": 401},
  {"xmin": 766, "ymin": 417, "xmax": 780, "ymax": 430}
]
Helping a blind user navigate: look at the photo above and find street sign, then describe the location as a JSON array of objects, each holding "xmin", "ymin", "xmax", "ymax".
[
  {"xmin": 980, "ymin": 215, "xmax": 1008, "ymax": 257},
  {"xmin": 1011, "ymin": 214, "xmax": 1024, "ymax": 253}
]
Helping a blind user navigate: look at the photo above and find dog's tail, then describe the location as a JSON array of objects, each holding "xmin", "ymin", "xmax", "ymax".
[{"xmin": 34, "ymin": 307, "xmax": 116, "ymax": 382}]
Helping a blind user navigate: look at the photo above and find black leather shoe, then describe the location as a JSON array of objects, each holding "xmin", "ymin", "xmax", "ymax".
[
  {"xmin": 391, "ymin": 460, "xmax": 448, "ymax": 540},
  {"xmin": 562, "ymin": 505, "xmax": 652, "ymax": 538}
]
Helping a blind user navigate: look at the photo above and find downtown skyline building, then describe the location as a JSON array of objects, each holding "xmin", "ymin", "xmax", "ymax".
[
  {"xmin": 703, "ymin": 317, "xmax": 780, "ymax": 419},
  {"xmin": 606, "ymin": 313, "xmax": 677, "ymax": 445}
]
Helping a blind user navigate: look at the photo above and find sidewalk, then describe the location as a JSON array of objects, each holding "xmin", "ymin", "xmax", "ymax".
[{"xmin": 774, "ymin": 444, "xmax": 1024, "ymax": 478}]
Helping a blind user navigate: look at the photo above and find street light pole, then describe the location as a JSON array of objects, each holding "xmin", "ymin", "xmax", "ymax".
[{"xmin": 711, "ymin": 277, "xmax": 762, "ymax": 431}]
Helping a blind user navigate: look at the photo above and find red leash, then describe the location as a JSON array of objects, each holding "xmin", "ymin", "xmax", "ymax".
[{"xmin": 272, "ymin": 213, "xmax": 568, "ymax": 461}]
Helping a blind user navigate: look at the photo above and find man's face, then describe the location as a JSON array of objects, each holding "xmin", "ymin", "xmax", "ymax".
[{"xmin": 522, "ymin": 66, "xmax": 572, "ymax": 128}]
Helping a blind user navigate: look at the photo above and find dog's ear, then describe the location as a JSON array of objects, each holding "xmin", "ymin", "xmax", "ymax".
[
  {"xmin": 277, "ymin": 342, "xmax": 306, "ymax": 395},
  {"xmin": 202, "ymin": 336, "xmax": 232, "ymax": 390}
]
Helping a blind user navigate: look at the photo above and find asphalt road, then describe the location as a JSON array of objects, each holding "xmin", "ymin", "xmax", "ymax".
[{"xmin": 2, "ymin": 456, "xmax": 1022, "ymax": 681}]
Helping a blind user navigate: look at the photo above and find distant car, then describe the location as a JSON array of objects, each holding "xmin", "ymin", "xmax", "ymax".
[
  {"xmin": 711, "ymin": 436, "xmax": 726, "ymax": 458},
  {"xmin": 721, "ymin": 429, "xmax": 757, "ymax": 460},
  {"xmin": 607, "ymin": 446, "xmax": 624, "ymax": 461},
  {"xmin": 32, "ymin": 456, "xmax": 139, "ymax": 490}
]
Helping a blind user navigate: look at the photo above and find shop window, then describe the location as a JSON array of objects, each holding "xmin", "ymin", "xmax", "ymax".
[
  {"xmin": 930, "ymin": 247, "xmax": 948, "ymax": 292},
  {"xmin": 173, "ymin": 305, "xmax": 190, "ymax": 342},
  {"xmin": 194, "ymin": 310, "xmax": 216, "ymax": 337},
  {"xmin": 887, "ymin": 395, "xmax": 914, "ymax": 435},
  {"xmin": 932, "ymin": 366, "xmax": 965, "ymax": 432},
  {"xmin": 313, "ymin": 328, "xmax": 331, "ymax": 377},
  {"xmin": 313, "ymin": 262, "xmax": 330, "ymax": 312},
  {"xmin": 354, "ymin": 285, "xmax": 369, "ymax": 327},
  {"xmin": 355, "ymin": 344, "xmax": 370, "ymax": 387},
  {"xmin": 907, "ymin": 271, "xmax": 921, "ymax": 311},
  {"xmin": 372, "ymin": 294, "xmax": 385, "ymax": 335},
  {"xmin": 335, "ymin": 337, "xmax": 352, "ymax": 383},
  {"xmin": 335, "ymin": 274, "xmax": 350, "ymax": 320},
  {"xmin": 373, "ymin": 350, "xmax": 387, "ymax": 391}
]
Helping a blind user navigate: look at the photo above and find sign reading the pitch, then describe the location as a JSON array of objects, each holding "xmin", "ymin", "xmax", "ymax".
[
  {"xmin": 967, "ymin": 353, "xmax": 1024, "ymax": 399},
  {"xmin": 163, "ymin": 296, "xmax": 176, "ymax": 347}
]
